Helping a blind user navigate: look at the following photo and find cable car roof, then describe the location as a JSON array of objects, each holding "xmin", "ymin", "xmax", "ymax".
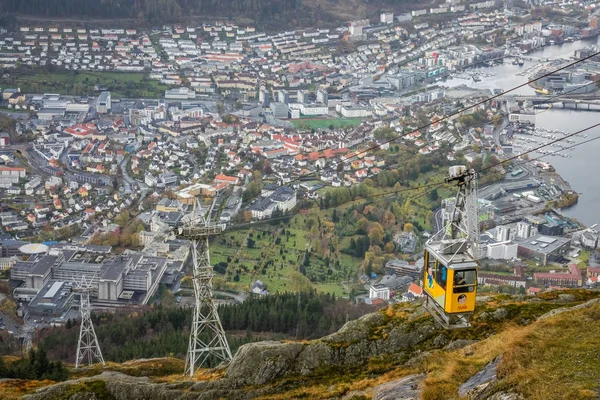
[{"xmin": 426, "ymin": 241, "xmax": 477, "ymax": 269}]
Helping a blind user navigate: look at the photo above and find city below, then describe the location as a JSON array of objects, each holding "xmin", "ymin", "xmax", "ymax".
[{"xmin": 0, "ymin": 0, "xmax": 599, "ymax": 397}]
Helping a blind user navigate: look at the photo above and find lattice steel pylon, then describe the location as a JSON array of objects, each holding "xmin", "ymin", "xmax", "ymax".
[
  {"xmin": 19, "ymin": 326, "xmax": 34, "ymax": 354},
  {"xmin": 73, "ymin": 276, "xmax": 105, "ymax": 368},
  {"xmin": 178, "ymin": 199, "xmax": 231, "ymax": 377}
]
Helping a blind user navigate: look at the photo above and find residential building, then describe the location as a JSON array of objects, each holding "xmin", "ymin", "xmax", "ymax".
[
  {"xmin": 516, "ymin": 221, "xmax": 532, "ymax": 239},
  {"xmin": 96, "ymin": 91, "xmax": 111, "ymax": 114},
  {"xmin": 369, "ymin": 284, "xmax": 390, "ymax": 300},
  {"xmin": 486, "ymin": 241, "xmax": 518, "ymax": 260},
  {"xmin": 533, "ymin": 264, "xmax": 582, "ymax": 287},
  {"xmin": 478, "ymin": 266, "xmax": 526, "ymax": 288},
  {"xmin": 0, "ymin": 132, "xmax": 10, "ymax": 147},
  {"xmin": 380, "ymin": 12, "xmax": 394, "ymax": 24}
]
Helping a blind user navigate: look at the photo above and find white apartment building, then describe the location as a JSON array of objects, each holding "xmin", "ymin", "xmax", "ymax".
[{"xmin": 369, "ymin": 284, "xmax": 390, "ymax": 300}]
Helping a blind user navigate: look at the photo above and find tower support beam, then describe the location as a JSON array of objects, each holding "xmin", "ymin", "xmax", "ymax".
[
  {"xmin": 74, "ymin": 278, "xmax": 105, "ymax": 368},
  {"xmin": 181, "ymin": 202, "xmax": 231, "ymax": 376}
]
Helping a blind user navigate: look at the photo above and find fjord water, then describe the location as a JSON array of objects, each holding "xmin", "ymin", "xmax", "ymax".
[{"xmin": 441, "ymin": 37, "xmax": 600, "ymax": 226}]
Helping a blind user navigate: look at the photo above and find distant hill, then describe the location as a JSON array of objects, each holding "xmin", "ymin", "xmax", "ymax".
[
  {"xmin": 1, "ymin": 0, "xmax": 417, "ymax": 29},
  {"xmin": 3, "ymin": 289, "xmax": 600, "ymax": 400}
]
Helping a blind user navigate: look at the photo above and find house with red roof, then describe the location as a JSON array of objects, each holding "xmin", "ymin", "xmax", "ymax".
[
  {"xmin": 53, "ymin": 198, "xmax": 63, "ymax": 210},
  {"xmin": 64, "ymin": 123, "xmax": 97, "ymax": 138},
  {"xmin": 308, "ymin": 151, "xmax": 320, "ymax": 161},
  {"xmin": 408, "ymin": 283, "xmax": 423, "ymax": 297},
  {"xmin": 527, "ymin": 287, "xmax": 542, "ymax": 296},
  {"xmin": 587, "ymin": 266, "xmax": 600, "ymax": 285},
  {"xmin": 214, "ymin": 174, "xmax": 239, "ymax": 185},
  {"xmin": 533, "ymin": 264, "xmax": 582, "ymax": 287},
  {"xmin": 84, "ymin": 208, "xmax": 96, "ymax": 220}
]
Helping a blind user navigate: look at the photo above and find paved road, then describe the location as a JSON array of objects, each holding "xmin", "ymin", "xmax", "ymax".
[
  {"xmin": 433, "ymin": 208, "xmax": 443, "ymax": 233},
  {"xmin": 0, "ymin": 309, "xmax": 22, "ymax": 336},
  {"xmin": 213, "ymin": 290, "xmax": 248, "ymax": 303},
  {"xmin": 178, "ymin": 290, "xmax": 248, "ymax": 307},
  {"xmin": 0, "ymin": 111, "xmax": 30, "ymax": 119}
]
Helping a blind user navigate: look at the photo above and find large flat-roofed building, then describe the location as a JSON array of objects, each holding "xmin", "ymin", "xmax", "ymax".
[
  {"xmin": 248, "ymin": 186, "xmax": 296, "ymax": 220},
  {"xmin": 28, "ymin": 281, "xmax": 75, "ymax": 317},
  {"xmin": 534, "ymin": 264, "xmax": 582, "ymax": 287},
  {"xmin": 165, "ymin": 87, "xmax": 196, "ymax": 100},
  {"xmin": 37, "ymin": 108, "xmax": 66, "ymax": 120},
  {"xmin": 11, "ymin": 244, "xmax": 174, "ymax": 306},
  {"xmin": 384, "ymin": 259, "xmax": 422, "ymax": 279},
  {"xmin": 516, "ymin": 234, "xmax": 570, "ymax": 266},
  {"xmin": 96, "ymin": 91, "xmax": 111, "ymax": 114}
]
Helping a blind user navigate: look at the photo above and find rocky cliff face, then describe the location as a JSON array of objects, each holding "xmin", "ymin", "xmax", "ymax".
[
  {"xmin": 20, "ymin": 292, "xmax": 600, "ymax": 400},
  {"xmin": 225, "ymin": 310, "xmax": 437, "ymax": 386}
]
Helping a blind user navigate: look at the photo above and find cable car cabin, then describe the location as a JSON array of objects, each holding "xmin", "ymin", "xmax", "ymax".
[{"xmin": 423, "ymin": 246, "xmax": 478, "ymax": 329}]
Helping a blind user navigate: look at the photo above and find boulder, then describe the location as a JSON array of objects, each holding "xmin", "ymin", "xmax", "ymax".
[
  {"xmin": 557, "ymin": 293, "xmax": 576, "ymax": 302},
  {"xmin": 225, "ymin": 312, "xmax": 438, "ymax": 387},
  {"xmin": 225, "ymin": 340, "xmax": 304, "ymax": 386}
]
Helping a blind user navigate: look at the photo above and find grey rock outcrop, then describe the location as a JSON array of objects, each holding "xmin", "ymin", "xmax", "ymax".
[
  {"xmin": 445, "ymin": 339, "xmax": 477, "ymax": 351},
  {"xmin": 458, "ymin": 357, "xmax": 501, "ymax": 399},
  {"xmin": 487, "ymin": 393, "xmax": 525, "ymax": 400},
  {"xmin": 479, "ymin": 307, "xmax": 508, "ymax": 322},
  {"xmin": 23, "ymin": 371, "xmax": 188, "ymax": 400},
  {"xmin": 225, "ymin": 311, "xmax": 437, "ymax": 387},
  {"xmin": 372, "ymin": 374, "xmax": 425, "ymax": 400},
  {"xmin": 557, "ymin": 293, "xmax": 576, "ymax": 302},
  {"xmin": 538, "ymin": 298, "xmax": 600, "ymax": 321}
]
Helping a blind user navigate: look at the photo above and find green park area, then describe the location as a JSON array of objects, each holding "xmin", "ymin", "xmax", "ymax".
[
  {"xmin": 205, "ymin": 139, "xmax": 494, "ymax": 297},
  {"xmin": 0, "ymin": 69, "xmax": 170, "ymax": 98},
  {"xmin": 209, "ymin": 216, "xmax": 360, "ymax": 297},
  {"xmin": 291, "ymin": 117, "xmax": 363, "ymax": 130}
]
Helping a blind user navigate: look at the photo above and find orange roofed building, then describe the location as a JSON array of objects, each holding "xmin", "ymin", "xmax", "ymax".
[
  {"xmin": 63, "ymin": 123, "xmax": 98, "ymax": 138},
  {"xmin": 214, "ymin": 174, "xmax": 240, "ymax": 185}
]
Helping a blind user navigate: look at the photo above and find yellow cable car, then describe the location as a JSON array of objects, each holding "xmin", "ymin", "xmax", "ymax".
[
  {"xmin": 423, "ymin": 247, "xmax": 478, "ymax": 329},
  {"xmin": 422, "ymin": 166, "xmax": 479, "ymax": 329}
]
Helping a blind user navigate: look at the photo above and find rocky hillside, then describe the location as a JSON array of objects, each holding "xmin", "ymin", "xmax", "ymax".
[{"xmin": 6, "ymin": 289, "xmax": 600, "ymax": 400}]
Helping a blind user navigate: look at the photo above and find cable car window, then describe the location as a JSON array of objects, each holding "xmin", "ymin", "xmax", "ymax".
[
  {"xmin": 454, "ymin": 269, "xmax": 476, "ymax": 293},
  {"xmin": 436, "ymin": 263, "xmax": 447, "ymax": 288},
  {"xmin": 426, "ymin": 252, "xmax": 436, "ymax": 290}
]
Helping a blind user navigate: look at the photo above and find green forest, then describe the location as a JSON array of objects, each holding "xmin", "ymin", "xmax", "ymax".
[
  {"xmin": 0, "ymin": 292, "xmax": 378, "ymax": 366},
  {"xmin": 0, "ymin": 348, "xmax": 69, "ymax": 381},
  {"xmin": 1, "ymin": 0, "xmax": 300, "ymax": 24}
]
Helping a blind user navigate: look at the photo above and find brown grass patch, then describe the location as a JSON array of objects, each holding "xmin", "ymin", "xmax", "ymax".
[
  {"xmin": 421, "ymin": 301, "xmax": 600, "ymax": 400},
  {"xmin": 421, "ymin": 323, "xmax": 534, "ymax": 400},
  {"xmin": 0, "ymin": 379, "xmax": 56, "ymax": 399},
  {"xmin": 498, "ymin": 303, "xmax": 600, "ymax": 400}
]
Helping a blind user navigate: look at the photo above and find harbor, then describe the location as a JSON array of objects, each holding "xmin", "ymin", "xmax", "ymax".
[{"xmin": 441, "ymin": 36, "xmax": 600, "ymax": 227}]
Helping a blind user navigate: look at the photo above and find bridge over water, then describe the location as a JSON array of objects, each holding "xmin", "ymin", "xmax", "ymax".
[{"xmin": 498, "ymin": 94, "xmax": 600, "ymax": 111}]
